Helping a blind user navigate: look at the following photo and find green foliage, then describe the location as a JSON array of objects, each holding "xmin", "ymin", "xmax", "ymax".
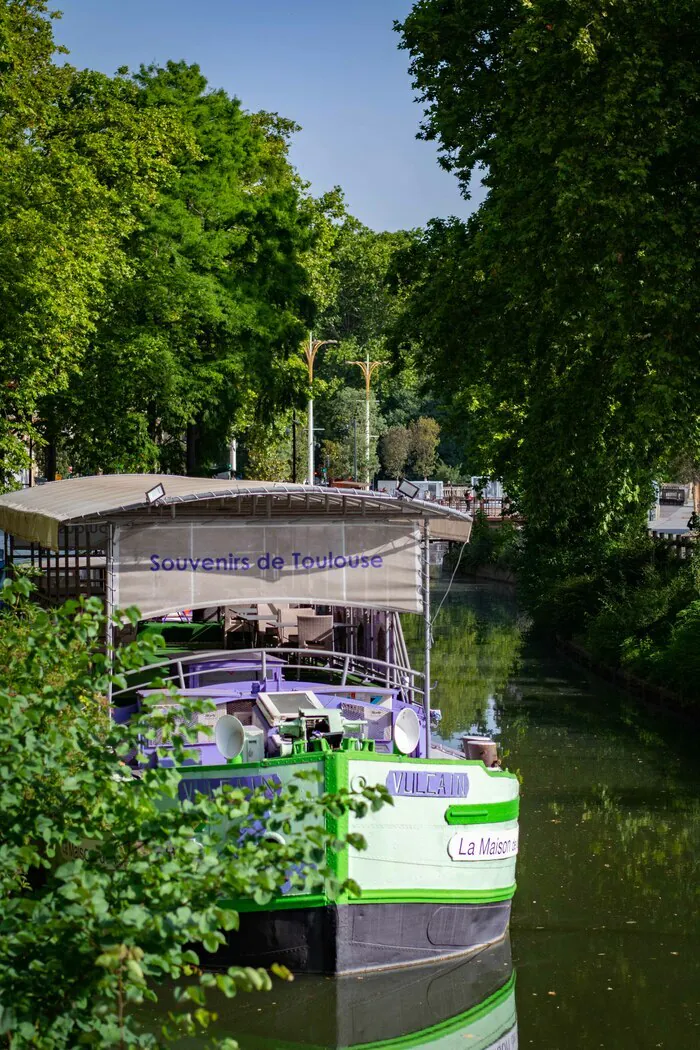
[
  {"xmin": 395, "ymin": 0, "xmax": 700, "ymax": 570},
  {"xmin": 317, "ymin": 219, "xmax": 417, "ymax": 353},
  {"xmin": 243, "ymin": 414, "xmax": 294, "ymax": 482},
  {"xmin": 525, "ymin": 532, "xmax": 700, "ymax": 701},
  {"xmin": 649, "ymin": 600, "xmax": 700, "ymax": 694},
  {"xmin": 379, "ymin": 426, "xmax": 412, "ymax": 480},
  {"xmin": 310, "ymin": 220, "xmax": 448, "ymax": 481},
  {"xmin": 409, "ymin": 417, "xmax": 440, "ymax": 479},
  {"xmin": 0, "ymin": 2, "xmax": 188, "ymax": 488},
  {"xmin": 0, "ymin": 579, "xmax": 388, "ymax": 1047},
  {"xmin": 0, "ymin": 5, "xmax": 458, "ymax": 487},
  {"xmin": 46, "ymin": 61, "xmax": 316, "ymax": 478},
  {"xmin": 393, "ymin": 0, "xmax": 700, "ymax": 702},
  {"xmin": 452, "ymin": 514, "xmax": 522, "ymax": 576},
  {"xmin": 315, "ymin": 386, "xmax": 385, "ymax": 482}
]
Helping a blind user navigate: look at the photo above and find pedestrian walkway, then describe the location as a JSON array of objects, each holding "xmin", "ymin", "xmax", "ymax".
[{"xmin": 649, "ymin": 501, "xmax": 693, "ymax": 536}]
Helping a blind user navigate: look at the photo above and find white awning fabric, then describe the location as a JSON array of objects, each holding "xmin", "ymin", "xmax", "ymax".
[{"xmin": 0, "ymin": 475, "xmax": 472, "ymax": 550}]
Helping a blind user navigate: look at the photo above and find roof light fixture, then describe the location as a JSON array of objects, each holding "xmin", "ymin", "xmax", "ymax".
[
  {"xmin": 397, "ymin": 479, "xmax": 420, "ymax": 500},
  {"xmin": 145, "ymin": 482, "xmax": 166, "ymax": 505}
]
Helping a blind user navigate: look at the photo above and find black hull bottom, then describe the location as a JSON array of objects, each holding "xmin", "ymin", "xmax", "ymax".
[{"xmin": 213, "ymin": 900, "xmax": 511, "ymax": 975}]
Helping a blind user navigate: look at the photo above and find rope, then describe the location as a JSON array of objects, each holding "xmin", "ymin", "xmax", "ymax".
[{"xmin": 430, "ymin": 540, "xmax": 468, "ymax": 631}]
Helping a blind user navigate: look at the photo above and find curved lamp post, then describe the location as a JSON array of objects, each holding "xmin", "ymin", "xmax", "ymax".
[
  {"xmin": 304, "ymin": 334, "xmax": 337, "ymax": 484},
  {"xmin": 349, "ymin": 355, "xmax": 383, "ymax": 488}
]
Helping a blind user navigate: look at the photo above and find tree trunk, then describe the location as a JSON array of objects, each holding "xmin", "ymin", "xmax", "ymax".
[
  {"xmin": 45, "ymin": 435, "xmax": 57, "ymax": 482},
  {"xmin": 186, "ymin": 423, "xmax": 197, "ymax": 476}
]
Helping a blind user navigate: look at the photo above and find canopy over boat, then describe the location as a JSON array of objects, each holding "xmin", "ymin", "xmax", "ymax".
[
  {"xmin": 0, "ymin": 475, "xmax": 470, "ymax": 548},
  {"xmin": 0, "ymin": 475, "xmax": 471, "ymax": 617}
]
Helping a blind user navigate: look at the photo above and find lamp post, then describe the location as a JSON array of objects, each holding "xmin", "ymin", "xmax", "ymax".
[
  {"xmin": 353, "ymin": 414, "xmax": 358, "ymax": 481},
  {"xmin": 349, "ymin": 354, "xmax": 383, "ymax": 488},
  {"xmin": 291, "ymin": 413, "xmax": 297, "ymax": 484},
  {"xmin": 304, "ymin": 333, "xmax": 337, "ymax": 484}
]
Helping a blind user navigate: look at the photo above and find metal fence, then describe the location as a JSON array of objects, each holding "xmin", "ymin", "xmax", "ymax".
[{"xmin": 113, "ymin": 646, "xmax": 425, "ymax": 705}]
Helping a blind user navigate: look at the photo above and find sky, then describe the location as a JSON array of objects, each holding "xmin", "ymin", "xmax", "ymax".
[{"xmin": 48, "ymin": 0, "xmax": 483, "ymax": 231}]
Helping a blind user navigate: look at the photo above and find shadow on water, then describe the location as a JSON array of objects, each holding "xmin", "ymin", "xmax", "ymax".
[{"xmin": 179, "ymin": 579, "xmax": 700, "ymax": 1048}]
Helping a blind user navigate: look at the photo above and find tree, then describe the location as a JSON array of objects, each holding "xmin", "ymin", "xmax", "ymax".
[
  {"xmin": 321, "ymin": 438, "xmax": 349, "ymax": 481},
  {"xmin": 410, "ymin": 417, "xmax": 440, "ymax": 479},
  {"xmin": 0, "ymin": 2, "xmax": 187, "ymax": 488},
  {"xmin": 46, "ymin": 61, "xmax": 317, "ymax": 478},
  {"xmin": 0, "ymin": 578, "xmax": 387, "ymax": 1046},
  {"xmin": 243, "ymin": 416, "xmax": 292, "ymax": 481},
  {"xmin": 304, "ymin": 219, "xmax": 441, "ymax": 480},
  {"xmin": 317, "ymin": 219, "xmax": 417, "ymax": 351},
  {"xmin": 395, "ymin": 0, "xmax": 700, "ymax": 579},
  {"xmin": 379, "ymin": 426, "xmax": 412, "ymax": 479}
]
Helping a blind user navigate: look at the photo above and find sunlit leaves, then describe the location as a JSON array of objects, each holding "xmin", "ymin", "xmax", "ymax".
[
  {"xmin": 0, "ymin": 3, "xmax": 190, "ymax": 488},
  {"xmin": 0, "ymin": 579, "xmax": 382, "ymax": 1047}
]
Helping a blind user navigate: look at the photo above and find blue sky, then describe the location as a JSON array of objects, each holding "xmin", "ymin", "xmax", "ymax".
[{"xmin": 49, "ymin": 0, "xmax": 482, "ymax": 231}]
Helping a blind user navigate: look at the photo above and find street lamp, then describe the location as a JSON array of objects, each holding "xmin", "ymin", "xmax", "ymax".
[
  {"xmin": 304, "ymin": 333, "xmax": 337, "ymax": 484},
  {"xmin": 349, "ymin": 355, "xmax": 383, "ymax": 488}
]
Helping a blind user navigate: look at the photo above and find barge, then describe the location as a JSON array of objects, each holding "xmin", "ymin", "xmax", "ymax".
[{"xmin": 0, "ymin": 475, "xmax": 519, "ymax": 975}]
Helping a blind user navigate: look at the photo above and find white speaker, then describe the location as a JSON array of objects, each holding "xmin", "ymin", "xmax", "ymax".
[
  {"xmin": 393, "ymin": 707, "xmax": 421, "ymax": 755},
  {"xmin": 215, "ymin": 714, "xmax": 246, "ymax": 760}
]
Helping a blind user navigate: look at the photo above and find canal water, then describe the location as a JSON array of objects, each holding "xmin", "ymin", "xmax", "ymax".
[{"xmin": 192, "ymin": 580, "xmax": 700, "ymax": 1049}]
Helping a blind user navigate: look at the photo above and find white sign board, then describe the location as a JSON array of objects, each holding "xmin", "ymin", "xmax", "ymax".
[
  {"xmin": 114, "ymin": 519, "xmax": 422, "ymax": 618},
  {"xmin": 484, "ymin": 1026, "xmax": 518, "ymax": 1050},
  {"xmin": 447, "ymin": 827, "xmax": 519, "ymax": 862}
]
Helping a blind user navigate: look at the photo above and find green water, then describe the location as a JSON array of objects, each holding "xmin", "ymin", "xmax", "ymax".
[
  {"xmin": 191, "ymin": 580, "xmax": 700, "ymax": 1049},
  {"xmin": 428, "ymin": 580, "xmax": 700, "ymax": 1049}
]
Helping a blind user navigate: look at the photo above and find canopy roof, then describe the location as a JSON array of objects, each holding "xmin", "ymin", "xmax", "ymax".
[{"xmin": 0, "ymin": 475, "xmax": 471, "ymax": 549}]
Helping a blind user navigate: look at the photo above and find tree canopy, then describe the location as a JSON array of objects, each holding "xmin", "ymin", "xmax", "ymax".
[
  {"xmin": 0, "ymin": 1, "xmax": 187, "ymax": 487},
  {"xmin": 0, "ymin": 1, "xmax": 467, "ymax": 491},
  {"xmin": 41, "ymin": 60, "xmax": 317, "ymax": 478},
  {"xmin": 395, "ymin": 0, "xmax": 700, "ymax": 573}
]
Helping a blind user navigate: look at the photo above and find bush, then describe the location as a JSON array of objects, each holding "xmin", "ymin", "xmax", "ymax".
[
  {"xmin": 449, "ymin": 512, "xmax": 522, "ymax": 574},
  {"xmin": 531, "ymin": 572, "xmax": 603, "ymax": 638},
  {"xmin": 655, "ymin": 601, "xmax": 700, "ymax": 696},
  {"xmin": 519, "ymin": 527, "xmax": 700, "ymax": 704},
  {"xmin": 0, "ymin": 578, "xmax": 387, "ymax": 1048}
]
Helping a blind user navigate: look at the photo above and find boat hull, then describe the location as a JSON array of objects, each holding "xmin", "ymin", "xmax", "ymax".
[
  {"xmin": 220, "ymin": 898, "xmax": 512, "ymax": 975},
  {"xmin": 180, "ymin": 749, "xmax": 519, "ymax": 975}
]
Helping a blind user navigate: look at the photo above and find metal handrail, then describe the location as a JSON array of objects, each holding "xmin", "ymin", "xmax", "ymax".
[{"xmin": 113, "ymin": 645, "xmax": 423, "ymax": 703}]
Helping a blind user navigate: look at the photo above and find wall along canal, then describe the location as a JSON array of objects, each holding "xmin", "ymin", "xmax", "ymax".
[{"xmin": 182, "ymin": 581, "xmax": 700, "ymax": 1049}]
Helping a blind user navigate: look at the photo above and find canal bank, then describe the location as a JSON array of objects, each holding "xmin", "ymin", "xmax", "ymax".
[{"xmin": 200, "ymin": 579, "xmax": 700, "ymax": 1049}]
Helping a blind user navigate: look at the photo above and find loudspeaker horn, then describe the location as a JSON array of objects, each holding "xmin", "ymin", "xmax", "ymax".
[
  {"xmin": 215, "ymin": 714, "xmax": 246, "ymax": 760},
  {"xmin": 393, "ymin": 707, "xmax": 421, "ymax": 755}
]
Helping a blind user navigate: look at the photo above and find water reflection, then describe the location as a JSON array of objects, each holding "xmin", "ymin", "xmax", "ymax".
[
  {"xmin": 403, "ymin": 581, "xmax": 524, "ymax": 742},
  {"xmin": 405, "ymin": 580, "xmax": 700, "ymax": 1046},
  {"xmin": 197, "ymin": 938, "xmax": 516, "ymax": 1050}
]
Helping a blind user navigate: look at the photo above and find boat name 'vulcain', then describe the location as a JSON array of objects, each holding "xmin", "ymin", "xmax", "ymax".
[
  {"xmin": 178, "ymin": 774, "xmax": 282, "ymax": 802},
  {"xmin": 149, "ymin": 552, "xmax": 383, "ymax": 572},
  {"xmin": 386, "ymin": 769, "xmax": 469, "ymax": 797}
]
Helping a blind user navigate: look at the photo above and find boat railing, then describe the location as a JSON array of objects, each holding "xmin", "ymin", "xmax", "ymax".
[{"xmin": 113, "ymin": 646, "xmax": 424, "ymax": 705}]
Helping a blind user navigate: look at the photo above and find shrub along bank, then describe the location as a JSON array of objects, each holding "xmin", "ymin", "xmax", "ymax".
[
  {"xmin": 449, "ymin": 523, "xmax": 700, "ymax": 709},
  {"xmin": 447, "ymin": 513, "xmax": 522, "ymax": 579},
  {"xmin": 0, "ymin": 578, "xmax": 386, "ymax": 1048},
  {"xmin": 532, "ymin": 534, "xmax": 700, "ymax": 706}
]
